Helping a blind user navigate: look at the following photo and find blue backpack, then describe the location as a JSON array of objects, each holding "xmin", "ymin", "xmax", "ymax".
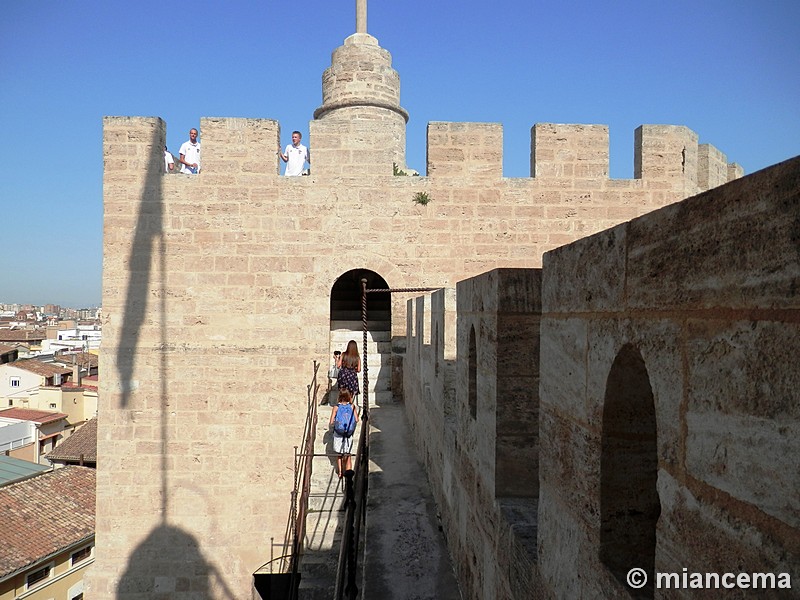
[{"xmin": 334, "ymin": 403, "xmax": 356, "ymax": 437}]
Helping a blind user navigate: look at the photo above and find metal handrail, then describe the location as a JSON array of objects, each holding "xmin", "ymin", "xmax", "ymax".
[{"xmin": 287, "ymin": 361, "xmax": 321, "ymax": 597}]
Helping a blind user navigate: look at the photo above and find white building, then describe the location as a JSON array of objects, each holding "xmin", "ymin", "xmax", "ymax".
[
  {"xmin": 41, "ymin": 327, "xmax": 102, "ymax": 354},
  {"xmin": 0, "ymin": 360, "xmax": 72, "ymax": 407}
]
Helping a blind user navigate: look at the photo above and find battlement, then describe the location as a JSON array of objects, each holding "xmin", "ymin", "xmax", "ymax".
[
  {"xmin": 427, "ymin": 121, "xmax": 741, "ymax": 191},
  {"xmin": 106, "ymin": 116, "xmax": 742, "ymax": 191}
]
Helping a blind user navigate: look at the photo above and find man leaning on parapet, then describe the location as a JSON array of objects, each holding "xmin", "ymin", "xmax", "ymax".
[
  {"xmin": 179, "ymin": 128, "xmax": 201, "ymax": 174},
  {"xmin": 278, "ymin": 131, "xmax": 309, "ymax": 176}
]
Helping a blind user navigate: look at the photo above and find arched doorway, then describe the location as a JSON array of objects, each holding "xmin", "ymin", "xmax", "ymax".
[
  {"xmin": 600, "ymin": 344, "xmax": 660, "ymax": 598},
  {"xmin": 328, "ymin": 270, "xmax": 392, "ymax": 404}
]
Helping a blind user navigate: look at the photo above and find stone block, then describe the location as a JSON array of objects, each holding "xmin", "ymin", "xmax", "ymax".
[
  {"xmin": 538, "ymin": 410, "xmax": 601, "ymax": 528},
  {"xmin": 697, "ymin": 143, "xmax": 729, "ymax": 191},
  {"xmin": 532, "ymin": 123, "xmax": 609, "ymax": 180},
  {"xmin": 539, "ymin": 317, "xmax": 588, "ymax": 418},
  {"xmin": 542, "ymin": 222, "xmax": 626, "ymax": 314},
  {"xmin": 627, "ymin": 155, "xmax": 800, "ymax": 311},
  {"xmin": 657, "ymin": 472, "xmax": 799, "ymax": 584},
  {"xmin": 685, "ymin": 319, "xmax": 800, "ymax": 527}
]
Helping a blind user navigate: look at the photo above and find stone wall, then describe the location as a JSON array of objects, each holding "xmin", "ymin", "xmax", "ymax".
[
  {"xmin": 94, "ymin": 110, "xmax": 743, "ymax": 598},
  {"xmin": 402, "ymin": 156, "xmax": 799, "ymax": 598},
  {"xmin": 539, "ymin": 154, "xmax": 800, "ymax": 598},
  {"xmin": 403, "ymin": 271, "xmax": 543, "ymax": 599}
]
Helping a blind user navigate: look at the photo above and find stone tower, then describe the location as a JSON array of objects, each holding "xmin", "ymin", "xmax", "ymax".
[{"xmin": 90, "ymin": 3, "xmax": 747, "ymax": 597}]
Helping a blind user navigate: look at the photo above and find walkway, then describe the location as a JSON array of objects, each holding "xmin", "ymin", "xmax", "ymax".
[
  {"xmin": 298, "ymin": 391, "xmax": 461, "ymax": 600},
  {"xmin": 361, "ymin": 403, "xmax": 461, "ymax": 600}
]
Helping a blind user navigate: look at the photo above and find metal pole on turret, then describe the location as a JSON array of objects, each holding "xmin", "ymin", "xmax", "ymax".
[{"xmin": 356, "ymin": 0, "xmax": 367, "ymax": 33}]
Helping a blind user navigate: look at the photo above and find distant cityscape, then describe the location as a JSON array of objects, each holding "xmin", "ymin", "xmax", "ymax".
[
  {"xmin": 1, "ymin": 302, "xmax": 100, "ymax": 597},
  {"xmin": 0, "ymin": 303, "xmax": 101, "ymax": 323}
]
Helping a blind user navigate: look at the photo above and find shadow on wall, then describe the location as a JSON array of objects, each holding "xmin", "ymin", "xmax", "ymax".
[
  {"xmin": 116, "ymin": 123, "xmax": 164, "ymax": 409},
  {"xmin": 116, "ymin": 524, "xmax": 235, "ymax": 598},
  {"xmin": 109, "ymin": 123, "xmax": 239, "ymax": 597}
]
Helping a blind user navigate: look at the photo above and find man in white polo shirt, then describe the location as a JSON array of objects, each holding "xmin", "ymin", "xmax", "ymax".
[
  {"xmin": 179, "ymin": 128, "xmax": 201, "ymax": 174},
  {"xmin": 279, "ymin": 131, "xmax": 309, "ymax": 176}
]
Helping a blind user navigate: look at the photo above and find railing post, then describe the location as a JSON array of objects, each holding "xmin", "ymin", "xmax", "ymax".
[
  {"xmin": 361, "ymin": 278, "xmax": 369, "ymax": 416},
  {"xmin": 343, "ymin": 469, "xmax": 358, "ymax": 599}
]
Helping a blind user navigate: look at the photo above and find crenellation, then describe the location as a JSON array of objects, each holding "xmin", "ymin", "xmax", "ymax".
[
  {"xmin": 103, "ymin": 115, "xmax": 741, "ymax": 193},
  {"xmin": 200, "ymin": 117, "xmax": 281, "ymax": 176},
  {"xmin": 426, "ymin": 122, "xmax": 504, "ymax": 179},
  {"xmin": 103, "ymin": 116, "xmax": 165, "ymax": 176},
  {"xmin": 634, "ymin": 124, "xmax": 699, "ymax": 196},
  {"xmin": 531, "ymin": 123, "xmax": 609, "ymax": 180},
  {"xmin": 728, "ymin": 161, "xmax": 744, "ymax": 181},
  {"xmin": 697, "ymin": 142, "xmax": 730, "ymax": 191},
  {"xmin": 401, "ymin": 160, "xmax": 800, "ymax": 599}
]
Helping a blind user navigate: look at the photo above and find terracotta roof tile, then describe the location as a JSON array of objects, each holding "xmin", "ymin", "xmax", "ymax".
[
  {"xmin": 9, "ymin": 359, "xmax": 71, "ymax": 378},
  {"xmin": 47, "ymin": 419, "xmax": 97, "ymax": 464},
  {"xmin": 53, "ymin": 352, "xmax": 98, "ymax": 368},
  {"xmin": 0, "ymin": 466, "xmax": 95, "ymax": 579},
  {"xmin": 0, "ymin": 344, "xmax": 15, "ymax": 355},
  {"xmin": 0, "ymin": 330, "xmax": 46, "ymax": 342},
  {"xmin": 0, "ymin": 408, "xmax": 69, "ymax": 424}
]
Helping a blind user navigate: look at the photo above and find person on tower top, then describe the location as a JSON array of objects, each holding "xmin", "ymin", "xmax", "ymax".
[
  {"xmin": 179, "ymin": 128, "xmax": 201, "ymax": 174},
  {"xmin": 278, "ymin": 131, "xmax": 309, "ymax": 176}
]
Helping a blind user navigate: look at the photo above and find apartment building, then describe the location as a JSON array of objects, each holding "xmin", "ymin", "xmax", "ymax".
[{"xmin": 0, "ymin": 408, "xmax": 69, "ymax": 465}]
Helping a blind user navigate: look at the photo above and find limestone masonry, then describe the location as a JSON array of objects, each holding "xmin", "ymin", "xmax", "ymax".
[{"xmin": 92, "ymin": 20, "xmax": 799, "ymax": 600}]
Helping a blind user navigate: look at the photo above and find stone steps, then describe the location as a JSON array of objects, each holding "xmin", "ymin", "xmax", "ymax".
[
  {"xmin": 327, "ymin": 326, "xmax": 393, "ymax": 399},
  {"xmin": 329, "ymin": 310, "xmax": 391, "ymax": 323},
  {"xmin": 296, "ymin": 394, "xmax": 369, "ymax": 599},
  {"xmin": 330, "ymin": 322, "xmax": 391, "ymax": 341},
  {"xmin": 320, "ymin": 379, "xmax": 393, "ymax": 405}
]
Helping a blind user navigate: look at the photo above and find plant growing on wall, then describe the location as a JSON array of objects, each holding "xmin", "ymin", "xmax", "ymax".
[
  {"xmin": 393, "ymin": 162, "xmax": 419, "ymax": 177},
  {"xmin": 412, "ymin": 191, "xmax": 432, "ymax": 206}
]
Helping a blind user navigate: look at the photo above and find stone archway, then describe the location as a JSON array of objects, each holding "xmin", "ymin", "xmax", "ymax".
[
  {"xmin": 600, "ymin": 344, "xmax": 660, "ymax": 598},
  {"xmin": 328, "ymin": 269, "xmax": 392, "ymax": 404}
]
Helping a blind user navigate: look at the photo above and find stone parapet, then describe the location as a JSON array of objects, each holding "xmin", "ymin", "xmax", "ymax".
[
  {"xmin": 310, "ymin": 108, "xmax": 406, "ymax": 176},
  {"xmin": 201, "ymin": 117, "xmax": 280, "ymax": 176},
  {"xmin": 398, "ymin": 156, "xmax": 799, "ymax": 598},
  {"xmin": 635, "ymin": 124, "xmax": 699, "ymax": 194},
  {"xmin": 697, "ymin": 142, "xmax": 729, "ymax": 191},
  {"xmin": 538, "ymin": 155, "xmax": 800, "ymax": 596},
  {"xmin": 403, "ymin": 271, "xmax": 542, "ymax": 599}
]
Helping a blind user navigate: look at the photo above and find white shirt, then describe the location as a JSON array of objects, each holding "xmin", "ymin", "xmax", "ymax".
[
  {"xmin": 283, "ymin": 143, "xmax": 308, "ymax": 176},
  {"xmin": 179, "ymin": 140, "xmax": 201, "ymax": 174},
  {"xmin": 164, "ymin": 151, "xmax": 174, "ymax": 172}
]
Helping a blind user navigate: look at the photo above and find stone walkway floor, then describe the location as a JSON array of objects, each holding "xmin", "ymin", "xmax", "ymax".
[
  {"xmin": 361, "ymin": 403, "xmax": 462, "ymax": 600},
  {"xmin": 299, "ymin": 391, "xmax": 462, "ymax": 599}
]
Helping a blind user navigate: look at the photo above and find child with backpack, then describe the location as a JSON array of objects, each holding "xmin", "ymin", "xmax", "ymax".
[
  {"xmin": 330, "ymin": 388, "xmax": 359, "ymax": 478},
  {"xmin": 336, "ymin": 340, "xmax": 361, "ymax": 408}
]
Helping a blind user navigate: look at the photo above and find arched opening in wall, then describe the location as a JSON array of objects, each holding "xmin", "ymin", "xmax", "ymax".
[
  {"xmin": 600, "ymin": 344, "xmax": 660, "ymax": 598},
  {"xmin": 329, "ymin": 269, "xmax": 391, "ymax": 404},
  {"xmin": 468, "ymin": 325, "xmax": 477, "ymax": 419}
]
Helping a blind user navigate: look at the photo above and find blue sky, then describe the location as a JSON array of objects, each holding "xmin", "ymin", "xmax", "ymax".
[{"xmin": 1, "ymin": 0, "xmax": 798, "ymax": 308}]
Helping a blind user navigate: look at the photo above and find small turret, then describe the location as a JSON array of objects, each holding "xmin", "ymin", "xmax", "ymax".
[{"xmin": 310, "ymin": 1, "xmax": 408, "ymax": 176}]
